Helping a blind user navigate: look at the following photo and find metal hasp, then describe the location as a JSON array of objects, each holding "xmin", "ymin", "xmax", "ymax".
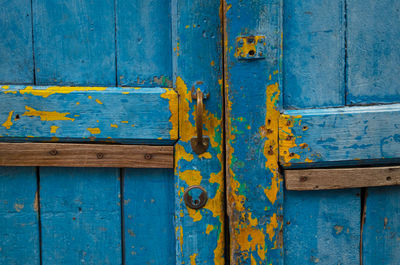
[
  {"xmin": 183, "ymin": 185, "xmax": 208, "ymax": 209},
  {"xmin": 191, "ymin": 83, "xmax": 210, "ymax": 154},
  {"xmin": 235, "ymin": 35, "xmax": 266, "ymax": 60}
]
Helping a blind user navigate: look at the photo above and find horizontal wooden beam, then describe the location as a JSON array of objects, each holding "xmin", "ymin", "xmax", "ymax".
[
  {"xmin": 0, "ymin": 143, "xmax": 173, "ymax": 168},
  {"xmin": 285, "ymin": 166, "xmax": 400, "ymax": 190}
]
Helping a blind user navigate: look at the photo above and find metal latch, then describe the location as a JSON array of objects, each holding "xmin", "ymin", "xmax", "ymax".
[{"xmin": 235, "ymin": 35, "xmax": 266, "ymax": 60}]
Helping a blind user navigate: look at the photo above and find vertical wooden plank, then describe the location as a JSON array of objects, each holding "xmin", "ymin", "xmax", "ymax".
[
  {"xmin": 0, "ymin": 166, "xmax": 39, "ymax": 264},
  {"xmin": 32, "ymin": 0, "xmax": 116, "ymax": 86},
  {"xmin": 124, "ymin": 168, "xmax": 175, "ymax": 264},
  {"xmin": 224, "ymin": 0, "xmax": 283, "ymax": 264},
  {"xmin": 362, "ymin": 186, "xmax": 400, "ymax": 264},
  {"xmin": 40, "ymin": 167, "xmax": 121, "ymax": 264},
  {"xmin": 116, "ymin": 0, "xmax": 172, "ymax": 87},
  {"xmin": 284, "ymin": 189, "xmax": 360, "ymax": 264},
  {"xmin": 283, "ymin": 0, "xmax": 345, "ymax": 109},
  {"xmin": 347, "ymin": 0, "xmax": 400, "ymax": 105},
  {"xmin": 172, "ymin": 0, "xmax": 225, "ymax": 263},
  {"xmin": 0, "ymin": 0, "xmax": 33, "ymax": 84}
]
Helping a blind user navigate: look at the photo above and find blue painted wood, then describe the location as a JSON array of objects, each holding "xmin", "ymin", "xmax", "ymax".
[
  {"xmin": 0, "ymin": 0, "xmax": 33, "ymax": 84},
  {"xmin": 0, "ymin": 85, "xmax": 177, "ymax": 143},
  {"xmin": 283, "ymin": 0, "xmax": 345, "ymax": 109},
  {"xmin": 280, "ymin": 104, "xmax": 400, "ymax": 168},
  {"xmin": 225, "ymin": 0, "xmax": 284, "ymax": 263},
  {"xmin": 40, "ymin": 167, "xmax": 121, "ymax": 264},
  {"xmin": 173, "ymin": 0, "xmax": 225, "ymax": 263},
  {"xmin": 284, "ymin": 189, "xmax": 360, "ymax": 264},
  {"xmin": 347, "ymin": 0, "xmax": 400, "ymax": 105},
  {"xmin": 124, "ymin": 168, "xmax": 175, "ymax": 264},
  {"xmin": 0, "ymin": 166, "xmax": 39, "ymax": 264},
  {"xmin": 362, "ymin": 186, "xmax": 400, "ymax": 264},
  {"xmin": 116, "ymin": 0, "xmax": 172, "ymax": 87},
  {"xmin": 32, "ymin": 0, "xmax": 115, "ymax": 86}
]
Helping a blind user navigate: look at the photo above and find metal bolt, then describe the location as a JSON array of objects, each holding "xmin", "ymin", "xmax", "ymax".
[
  {"xmin": 49, "ymin": 149, "xmax": 58, "ymax": 156},
  {"xmin": 299, "ymin": 176, "xmax": 308, "ymax": 182},
  {"xmin": 144, "ymin": 153, "xmax": 152, "ymax": 160},
  {"xmin": 238, "ymin": 39, "xmax": 244, "ymax": 47},
  {"xmin": 96, "ymin": 153, "xmax": 104, "ymax": 159}
]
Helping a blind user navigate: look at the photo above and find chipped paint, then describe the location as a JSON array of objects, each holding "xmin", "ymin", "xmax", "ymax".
[
  {"xmin": 111, "ymin": 124, "xmax": 118, "ymax": 128},
  {"xmin": 23, "ymin": 106, "xmax": 75, "ymax": 121},
  {"xmin": 2, "ymin": 111, "xmax": 14, "ymax": 129},
  {"xmin": 190, "ymin": 253, "xmax": 198, "ymax": 265},
  {"xmin": 19, "ymin": 86, "xmax": 107, "ymax": 98},
  {"xmin": 279, "ymin": 114, "xmax": 302, "ymax": 164},
  {"xmin": 95, "ymin": 99, "xmax": 103, "ymax": 104},
  {"xmin": 87, "ymin": 128, "xmax": 101, "ymax": 134},
  {"xmin": 50, "ymin": 126, "xmax": 59, "ymax": 133},
  {"xmin": 161, "ymin": 88, "xmax": 178, "ymax": 139},
  {"xmin": 234, "ymin": 35, "xmax": 266, "ymax": 58}
]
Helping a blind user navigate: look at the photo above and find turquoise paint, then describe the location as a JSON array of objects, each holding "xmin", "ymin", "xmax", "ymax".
[
  {"xmin": 0, "ymin": 167, "xmax": 39, "ymax": 264},
  {"xmin": 40, "ymin": 167, "xmax": 121, "ymax": 264},
  {"xmin": 124, "ymin": 168, "xmax": 175, "ymax": 264}
]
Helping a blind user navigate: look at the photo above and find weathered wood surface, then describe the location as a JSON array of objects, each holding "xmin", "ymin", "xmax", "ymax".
[
  {"xmin": 284, "ymin": 189, "xmax": 360, "ymax": 264},
  {"xmin": 0, "ymin": 143, "xmax": 173, "ymax": 168},
  {"xmin": 285, "ymin": 166, "xmax": 400, "ymax": 190},
  {"xmin": 116, "ymin": 0, "xmax": 172, "ymax": 87},
  {"xmin": 173, "ymin": 0, "xmax": 225, "ymax": 263},
  {"xmin": 279, "ymin": 104, "xmax": 400, "ymax": 168},
  {"xmin": 347, "ymin": 0, "xmax": 400, "ymax": 105},
  {"xmin": 0, "ymin": 166, "xmax": 39, "ymax": 264},
  {"xmin": 0, "ymin": 0, "xmax": 33, "ymax": 84},
  {"xmin": 362, "ymin": 186, "xmax": 400, "ymax": 264},
  {"xmin": 0, "ymin": 85, "xmax": 178, "ymax": 143},
  {"xmin": 124, "ymin": 168, "xmax": 175, "ymax": 264},
  {"xmin": 283, "ymin": 0, "xmax": 345, "ymax": 109},
  {"xmin": 40, "ymin": 167, "xmax": 121, "ymax": 264},
  {"xmin": 224, "ymin": 0, "xmax": 283, "ymax": 263}
]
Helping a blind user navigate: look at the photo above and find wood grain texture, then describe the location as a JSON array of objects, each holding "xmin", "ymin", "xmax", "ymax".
[
  {"xmin": 284, "ymin": 189, "xmax": 360, "ymax": 264},
  {"xmin": 173, "ymin": 0, "xmax": 225, "ymax": 263},
  {"xmin": 0, "ymin": 0, "xmax": 33, "ymax": 84},
  {"xmin": 32, "ymin": 0, "xmax": 115, "ymax": 86},
  {"xmin": 224, "ymin": 0, "xmax": 283, "ymax": 263},
  {"xmin": 362, "ymin": 186, "xmax": 400, "ymax": 264},
  {"xmin": 347, "ymin": 0, "xmax": 400, "ymax": 105},
  {"xmin": 285, "ymin": 166, "xmax": 400, "ymax": 190},
  {"xmin": 0, "ymin": 85, "xmax": 178, "ymax": 143},
  {"xmin": 124, "ymin": 168, "xmax": 175, "ymax": 264},
  {"xmin": 0, "ymin": 166, "xmax": 39, "ymax": 264},
  {"xmin": 279, "ymin": 104, "xmax": 400, "ymax": 168},
  {"xmin": 283, "ymin": 0, "xmax": 345, "ymax": 109},
  {"xmin": 116, "ymin": 0, "xmax": 172, "ymax": 87},
  {"xmin": 40, "ymin": 167, "xmax": 121, "ymax": 264},
  {"xmin": 0, "ymin": 143, "xmax": 173, "ymax": 168}
]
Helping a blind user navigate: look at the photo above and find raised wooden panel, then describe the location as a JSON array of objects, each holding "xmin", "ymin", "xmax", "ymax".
[
  {"xmin": 32, "ymin": 0, "xmax": 115, "ymax": 86},
  {"xmin": 347, "ymin": 0, "xmax": 400, "ymax": 105},
  {"xmin": 116, "ymin": 0, "xmax": 172, "ymax": 87},
  {"xmin": 0, "ymin": 0, "xmax": 33, "ymax": 84},
  {"xmin": 283, "ymin": 0, "xmax": 345, "ymax": 109}
]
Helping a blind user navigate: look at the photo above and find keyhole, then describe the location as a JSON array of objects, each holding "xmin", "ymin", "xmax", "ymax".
[{"xmin": 249, "ymin": 50, "xmax": 255, "ymax": 56}]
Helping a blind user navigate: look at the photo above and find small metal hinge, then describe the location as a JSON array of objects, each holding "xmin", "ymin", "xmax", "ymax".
[{"xmin": 235, "ymin": 35, "xmax": 266, "ymax": 60}]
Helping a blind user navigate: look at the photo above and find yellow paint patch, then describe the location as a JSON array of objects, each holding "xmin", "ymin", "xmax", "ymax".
[
  {"xmin": 23, "ymin": 106, "xmax": 75, "ymax": 121},
  {"xmin": 95, "ymin": 99, "xmax": 103, "ymax": 104},
  {"xmin": 19, "ymin": 86, "xmax": 106, "ymax": 98},
  {"xmin": 50, "ymin": 126, "xmax": 59, "ymax": 133},
  {"xmin": 206, "ymin": 224, "xmax": 214, "ymax": 235},
  {"xmin": 190, "ymin": 253, "xmax": 197, "ymax": 265},
  {"xmin": 14, "ymin": 203, "xmax": 24, "ymax": 212},
  {"xmin": 121, "ymin": 121, "xmax": 129, "ymax": 124},
  {"xmin": 234, "ymin": 35, "xmax": 265, "ymax": 58},
  {"xmin": 111, "ymin": 124, "xmax": 118, "ymax": 128},
  {"xmin": 88, "ymin": 96, "xmax": 92, "ymax": 99},
  {"xmin": 266, "ymin": 213, "xmax": 278, "ymax": 241},
  {"xmin": 2, "ymin": 111, "xmax": 14, "ymax": 129},
  {"xmin": 279, "ymin": 114, "xmax": 301, "ymax": 164},
  {"xmin": 198, "ymin": 152, "xmax": 212, "ymax": 159},
  {"xmin": 76, "ymin": 102, "xmax": 80, "ymax": 105},
  {"xmin": 161, "ymin": 88, "xmax": 178, "ymax": 139},
  {"xmin": 87, "ymin": 128, "xmax": 101, "ymax": 134}
]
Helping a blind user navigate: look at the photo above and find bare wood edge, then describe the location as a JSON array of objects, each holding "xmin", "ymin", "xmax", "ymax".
[
  {"xmin": 0, "ymin": 142, "xmax": 173, "ymax": 168},
  {"xmin": 285, "ymin": 166, "xmax": 400, "ymax": 190}
]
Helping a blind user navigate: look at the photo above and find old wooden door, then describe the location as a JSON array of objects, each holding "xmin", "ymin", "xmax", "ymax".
[
  {"xmin": 0, "ymin": 1, "xmax": 224, "ymax": 264},
  {"xmin": 224, "ymin": 0, "xmax": 400, "ymax": 264}
]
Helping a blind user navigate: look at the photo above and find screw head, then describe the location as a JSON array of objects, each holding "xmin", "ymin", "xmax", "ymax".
[
  {"xmin": 144, "ymin": 153, "xmax": 152, "ymax": 160},
  {"xmin": 49, "ymin": 149, "xmax": 58, "ymax": 156},
  {"xmin": 96, "ymin": 153, "xmax": 104, "ymax": 159}
]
